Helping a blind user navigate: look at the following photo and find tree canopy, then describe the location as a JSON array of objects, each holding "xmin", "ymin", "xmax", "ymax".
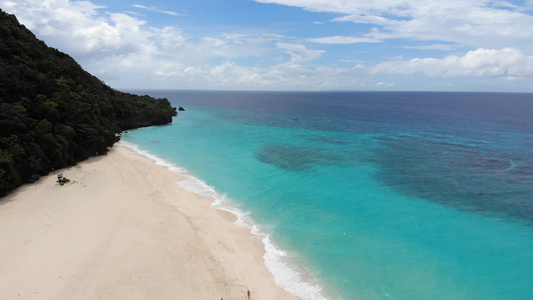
[{"xmin": 0, "ymin": 9, "xmax": 177, "ymax": 196}]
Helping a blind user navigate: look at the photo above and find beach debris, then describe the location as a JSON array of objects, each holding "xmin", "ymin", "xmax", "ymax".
[{"xmin": 57, "ymin": 174, "xmax": 71, "ymax": 186}]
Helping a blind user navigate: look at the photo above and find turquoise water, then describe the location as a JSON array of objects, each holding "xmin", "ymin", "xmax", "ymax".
[{"xmin": 122, "ymin": 91, "xmax": 533, "ymax": 299}]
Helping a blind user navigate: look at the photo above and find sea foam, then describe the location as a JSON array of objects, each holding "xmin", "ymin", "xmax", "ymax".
[{"xmin": 119, "ymin": 141, "xmax": 328, "ymax": 300}]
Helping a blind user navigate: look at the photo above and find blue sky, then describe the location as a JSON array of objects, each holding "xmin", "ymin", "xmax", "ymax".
[{"xmin": 2, "ymin": 0, "xmax": 533, "ymax": 92}]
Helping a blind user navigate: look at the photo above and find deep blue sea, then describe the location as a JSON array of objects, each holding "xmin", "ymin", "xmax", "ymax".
[{"xmin": 121, "ymin": 91, "xmax": 533, "ymax": 300}]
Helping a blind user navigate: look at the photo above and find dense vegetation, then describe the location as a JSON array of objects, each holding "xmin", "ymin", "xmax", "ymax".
[{"xmin": 0, "ymin": 9, "xmax": 177, "ymax": 196}]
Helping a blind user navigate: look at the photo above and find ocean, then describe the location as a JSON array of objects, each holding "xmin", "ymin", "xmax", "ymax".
[{"xmin": 121, "ymin": 90, "xmax": 533, "ymax": 300}]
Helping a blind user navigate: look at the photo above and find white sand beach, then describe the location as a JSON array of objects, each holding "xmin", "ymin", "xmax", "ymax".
[{"xmin": 0, "ymin": 145, "xmax": 300, "ymax": 300}]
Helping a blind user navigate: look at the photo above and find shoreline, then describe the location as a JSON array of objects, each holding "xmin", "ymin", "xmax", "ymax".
[
  {"xmin": 121, "ymin": 141, "xmax": 329, "ymax": 300},
  {"xmin": 0, "ymin": 144, "xmax": 300, "ymax": 299}
]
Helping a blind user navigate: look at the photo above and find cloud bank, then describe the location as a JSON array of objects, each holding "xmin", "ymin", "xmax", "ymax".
[{"xmin": 372, "ymin": 48, "xmax": 533, "ymax": 78}]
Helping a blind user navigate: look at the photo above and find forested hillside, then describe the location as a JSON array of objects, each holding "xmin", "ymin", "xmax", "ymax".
[{"xmin": 0, "ymin": 9, "xmax": 177, "ymax": 196}]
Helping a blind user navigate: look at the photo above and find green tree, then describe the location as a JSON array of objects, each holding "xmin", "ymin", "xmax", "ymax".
[{"xmin": 0, "ymin": 9, "xmax": 178, "ymax": 196}]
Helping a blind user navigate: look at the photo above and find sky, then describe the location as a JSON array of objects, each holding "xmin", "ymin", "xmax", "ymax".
[{"xmin": 2, "ymin": 0, "xmax": 533, "ymax": 92}]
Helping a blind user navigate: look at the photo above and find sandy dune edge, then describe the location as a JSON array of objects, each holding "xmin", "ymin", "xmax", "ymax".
[{"xmin": 0, "ymin": 145, "xmax": 300, "ymax": 300}]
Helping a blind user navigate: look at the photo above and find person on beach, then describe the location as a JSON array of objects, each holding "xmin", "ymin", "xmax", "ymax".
[{"xmin": 247, "ymin": 289, "xmax": 251, "ymax": 299}]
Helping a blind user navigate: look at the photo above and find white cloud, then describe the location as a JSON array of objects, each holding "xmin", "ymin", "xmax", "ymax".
[
  {"xmin": 132, "ymin": 4, "xmax": 180, "ymax": 16},
  {"xmin": 254, "ymin": 0, "xmax": 533, "ymax": 51},
  {"xmin": 372, "ymin": 48, "xmax": 533, "ymax": 77},
  {"xmin": 2, "ymin": 0, "xmax": 149, "ymax": 59},
  {"xmin": 2, "ymin": 0, "xmax": 17, "ymax": 9},
  {"xmin": 308, "ymin": 36, "xmax": 382, "ymax": 44},
  {"xmin": 403, "ymin": 44, "xmax": 458, "ymax": 51},
  {"xmin": 276, "ymin": 42, "xmax": 325, "ymax": 64}
]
